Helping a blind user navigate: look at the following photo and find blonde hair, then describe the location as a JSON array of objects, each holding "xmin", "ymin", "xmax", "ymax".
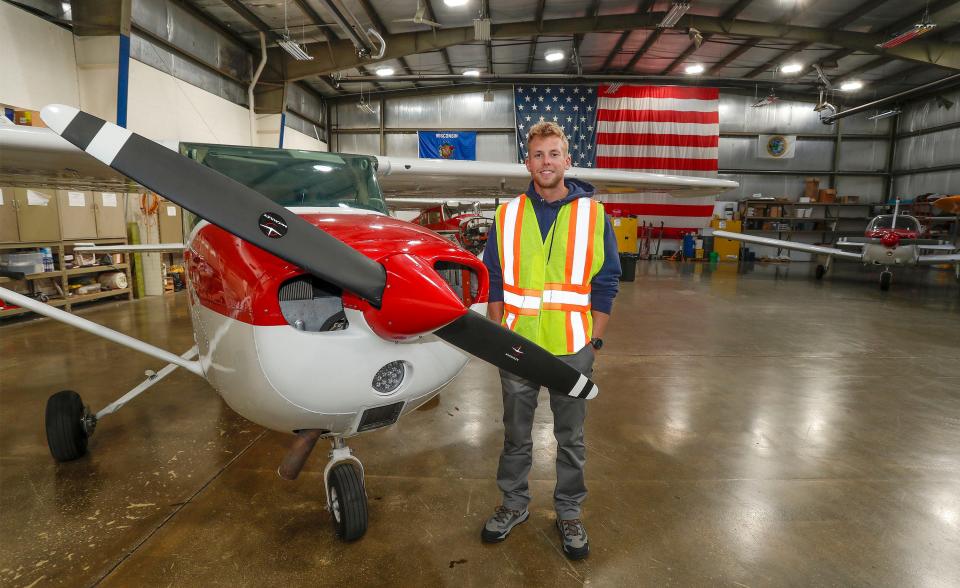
[{"xmin": 526, "ymin": 121, "xmax": 569, "ymax": 154}]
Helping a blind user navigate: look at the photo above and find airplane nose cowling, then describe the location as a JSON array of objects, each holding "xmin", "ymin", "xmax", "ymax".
[{"xmin": 363, "ymin": 253, "xmax": 468, "ymax": 340}]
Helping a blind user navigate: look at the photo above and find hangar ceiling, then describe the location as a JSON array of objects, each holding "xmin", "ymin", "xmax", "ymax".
[{"xmin": 14, "ymin": 0, "xmax": 960, "ymax": 102}]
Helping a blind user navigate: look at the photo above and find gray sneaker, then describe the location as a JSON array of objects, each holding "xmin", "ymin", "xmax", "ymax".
[
  {"xmin": 557, "ymin": 518, "xmax": 589, "ymax": 560},
  {"xmin": 481, "ymin": 506, "xmax": 529, "ymax": 543}
]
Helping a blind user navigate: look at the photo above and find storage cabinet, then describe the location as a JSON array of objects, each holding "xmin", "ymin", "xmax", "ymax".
[
  {"xmin": 58, "ymin": 190, "xmax": 98, "ymax": 239},
  {"xmin": 13, "ymin": 188, "xmax": 61, "ymax": 242},
  {"xmin": 158, "ymin": 199, "xmax": 184, "ymax": 243},
  {"xmin": 94, "ymin": 192, "xmax": 126, "ymax": 237},
  {"xmin": 0, "ymin": 187, "xmax": 18, "ymax": 242}
]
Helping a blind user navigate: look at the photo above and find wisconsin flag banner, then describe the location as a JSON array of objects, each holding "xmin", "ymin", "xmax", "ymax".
[{"xmin": 418, "ymin": 131, "xmax": 477, "ymax": 160}]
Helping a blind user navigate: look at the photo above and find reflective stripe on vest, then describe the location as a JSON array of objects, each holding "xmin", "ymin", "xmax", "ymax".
[{"xmin": 495, "ymin": 194, "xmax": 606, "ymax": 355}]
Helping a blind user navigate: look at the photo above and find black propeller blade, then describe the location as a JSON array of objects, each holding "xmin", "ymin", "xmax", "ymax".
[
  {"xmin": 435, "ymin": 311, "xmax": 598, "ymax": 399},
  {"xmin": 40, "ymin": 105, "xmax": 387, "ymax": 307}
]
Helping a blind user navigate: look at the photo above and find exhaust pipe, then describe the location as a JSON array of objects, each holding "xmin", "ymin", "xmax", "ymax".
[{"xmin": 277, "ymin": 429, "xmax": 325, "ymax": 480}]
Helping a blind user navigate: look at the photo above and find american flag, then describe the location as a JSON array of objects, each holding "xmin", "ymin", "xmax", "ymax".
[
  {"xmin": 514, "ymin": 85, "xmax": 597, "ymax": 166},
  {"xmin": 593, "ymin": 85, "xmax": 720, "ymax": 239}
]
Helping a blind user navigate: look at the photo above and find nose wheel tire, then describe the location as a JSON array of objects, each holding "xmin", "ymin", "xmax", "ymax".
[
  {"xmin": 45, "ymin": 390, "xmax": 93, "ymax": 462},
  {"xmin": 328, "ymin": 462, "xmax": 368, "ymax": 541},
  {"xmin": 880, "ymin": 271, "xmax": 893, "ymax": 291}
]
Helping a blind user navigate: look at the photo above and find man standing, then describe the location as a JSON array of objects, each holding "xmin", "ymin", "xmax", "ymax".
[{"xmin": 480, "ymin": 122, "xmax": 621, "ymax": 560}]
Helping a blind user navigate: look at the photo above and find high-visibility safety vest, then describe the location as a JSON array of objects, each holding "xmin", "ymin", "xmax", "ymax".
[{"xmin": 496, "ymin": 194, "xmax": 606, "ymax": 356}]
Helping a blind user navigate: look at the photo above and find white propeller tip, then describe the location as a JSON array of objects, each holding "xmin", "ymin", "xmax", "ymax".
[{"xmin": 40, "ymin": 104, "xmax": 79, "ymax": 135}]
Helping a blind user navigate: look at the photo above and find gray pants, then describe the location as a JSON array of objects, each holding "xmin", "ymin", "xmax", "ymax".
[{"xmin": 497, "ymin": 344, "xmax": 594, "ymax": 519}]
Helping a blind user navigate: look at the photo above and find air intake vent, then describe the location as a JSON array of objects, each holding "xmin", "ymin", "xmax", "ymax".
[
  {"xmin": 358, "ymin": 402, "xmax": 404, "ymax": 432},
  {"xmin": 434, "ymin": 262, "xmax": 480, "ymax": 305},
  {"xmin": 278, "ymin": 275, "xmax": 348, "ymax": 332}
]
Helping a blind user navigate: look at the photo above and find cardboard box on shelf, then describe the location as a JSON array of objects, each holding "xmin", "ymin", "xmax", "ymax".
[
  {"xmin": 818, "ymin": 188, "xmax": 837, "ymax": 203},
  {"xmin": 804, "ymin": 177, "xmax": 820, "ymax": 200},
  {"xmin": 839, "ymin": 195, "xmax": 860, "ymax": 204}
]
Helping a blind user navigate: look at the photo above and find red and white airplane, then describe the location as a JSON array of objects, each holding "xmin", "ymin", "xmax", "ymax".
[
  {"xmin": 0, "ymin": 106, "xmax": 736, "ymax": 541},
  {"xmin": 715, "ymin": 202, "xmax": 960, "ymax": 290}
]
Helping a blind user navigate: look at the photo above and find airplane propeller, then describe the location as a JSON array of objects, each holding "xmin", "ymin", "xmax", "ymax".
[{"xmin": 40, "ymin": 105, "xmax": 598, "ymax": 400}]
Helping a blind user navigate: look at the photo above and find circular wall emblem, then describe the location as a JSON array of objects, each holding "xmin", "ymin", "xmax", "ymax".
[
  {"xmin": 258, "ymin": 212, "xmax": 288, "ymax": 238},
  {"xmin": 766, "ymin": 135, "xmax": 788, "ymax": 158}
]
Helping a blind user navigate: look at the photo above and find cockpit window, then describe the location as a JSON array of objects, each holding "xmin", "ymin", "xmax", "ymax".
[
  {"xmin": 869, "ymin": 215, "xmax": 920, "ymax": 231},
  {"xmin": 179, "ymin": 144, "xmax": 387, "ymax": 231}
]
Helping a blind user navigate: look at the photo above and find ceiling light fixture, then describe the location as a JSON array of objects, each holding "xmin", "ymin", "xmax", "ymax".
[
  {"xmin": 781, "ymin": 63, "xmax": 803, "ymax": 74},
  {"xmin": 684, "ymin": 63, "xmax": 705, "ymax": 75},
  {"xmin": 545, "ymin": 49, "xmax": 565, "ymax": 62},
  {"xmin": 278, "ymin": 34, "xmax": 313, "ymax": 61},
  {"xmin": 659, "ymin": 2, "xmax": 690, "ymax": 28},
  {"xmin": 840, "ymin": 80, "xmax": 863, "ymax": 91},
  {"xmin": 878, "ymin": 22, "xmax": 936, "ymax": 49},
  {"xmin": 376, "ymin": 67, "xmax": 395, "ymax": 76},
  {"xmin": 462, "ymin": 69, "xmax": 481, "ymax": 77},
  {"xmin": 866, "ymin": 109, "xmax": 900, "ymax": 121},
  {"xmin": 444, "ymin": 0, "xmax": 468, "ymax": 6}
]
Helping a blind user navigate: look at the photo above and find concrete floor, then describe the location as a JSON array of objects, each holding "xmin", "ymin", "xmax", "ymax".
[{"xmin": 1, "ymin": 261, "xmax": 958, "ymax": 587}]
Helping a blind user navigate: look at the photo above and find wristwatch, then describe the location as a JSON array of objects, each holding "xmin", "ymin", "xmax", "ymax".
[{"xmin": 590, "ymin": 338, "xmax": 604, "ymax": 350}]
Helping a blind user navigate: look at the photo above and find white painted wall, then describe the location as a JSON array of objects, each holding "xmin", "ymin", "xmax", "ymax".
[
  {"xmin": 0, "ymin": 2, "xmax": 80, "ymax": 110},
  {"xmin": 127, "ymin": 60, "xmax": 251, "ymax": 145},
  {"xmin": 256, "ymin": 113, "xmax": 327, "ymax": 151}
]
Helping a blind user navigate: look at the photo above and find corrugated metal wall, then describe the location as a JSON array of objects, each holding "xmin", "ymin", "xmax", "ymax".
[
  {"xmin": 332, "ymin": 88, "xmax": 896, "ymax": 204},
  {"xmin": 893, "ymin": 87, "xmax": 960, "ymax": 196}
]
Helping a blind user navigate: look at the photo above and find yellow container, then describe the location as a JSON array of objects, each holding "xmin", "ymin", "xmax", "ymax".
[
  {"xmin": 710, "ymin": 219, "xmax": 742, "ymax": 261},
  {"xmin": 611, "ymin": 216, "xmax": 638, "ymax": 254}
]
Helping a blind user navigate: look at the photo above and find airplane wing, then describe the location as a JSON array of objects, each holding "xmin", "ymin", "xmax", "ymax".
[
  {"xmin": 375, "ymin": 156, "xmax": 738, "ymax": 199},
  {"xmin": 712, "ymin": 230, "xmax": 864, "ymax": 260},
  {"xmin": 0, "ymin": 124, "xmax": 137, "ymax": 191},
  {"xmin": 73, "ymin": 242, "xmax": 186, "ymax": 253},
  {"xmin": 385, "ymin": 196, "xmax": 502, "ymax": 210},
  {"xmin": 917, "ymin": 253, "xmax": 960, "ymax": 265}
]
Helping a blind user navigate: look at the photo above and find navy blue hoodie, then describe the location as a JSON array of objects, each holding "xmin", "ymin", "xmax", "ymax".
[{"xmin": 481, "ymin": 178, "xmax": 621, "ymax": 314}]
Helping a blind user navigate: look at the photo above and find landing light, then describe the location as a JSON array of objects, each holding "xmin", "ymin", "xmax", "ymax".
[{"xmin": 373, "ymin": 361, "xmax": 406, "ymax": 395}]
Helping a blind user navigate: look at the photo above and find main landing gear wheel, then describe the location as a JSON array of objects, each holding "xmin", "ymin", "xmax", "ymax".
[
  {"xmin": 815, "ymin": 264, "xmax": 827, "ymax": 280},
  {"xmin": 880, "ymin": 270, "xmax": 893, "ymax": 291},
  {"xmin": 328, "ymin": 462, "xmax": 368, "ymax": 541},
  {"xmin": 45, "ymin": 390, "xmax": 95, "ymax": 462}
]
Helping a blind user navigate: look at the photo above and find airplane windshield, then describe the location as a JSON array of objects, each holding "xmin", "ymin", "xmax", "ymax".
[
  {"xmin": 180, "ymin": 143, "xmax": 388, "ymax": 215},
  {"xmin": 869, "ymin": 215, "xmax": 921, "ymax": 231}
]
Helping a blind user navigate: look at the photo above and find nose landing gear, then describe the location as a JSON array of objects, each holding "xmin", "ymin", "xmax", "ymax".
[
  {"xmin": 880, "ymin": 269, "xmax": 893, "ymax": 291},
  {"xmin": 278, "ymin": 432, "xmax": 369, "ymax": 541}
]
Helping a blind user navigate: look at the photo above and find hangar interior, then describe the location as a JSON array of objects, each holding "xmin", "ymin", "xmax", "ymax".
[{"xmin": 1, "ymin": 0, "xmax": 959, "ymax": 586}]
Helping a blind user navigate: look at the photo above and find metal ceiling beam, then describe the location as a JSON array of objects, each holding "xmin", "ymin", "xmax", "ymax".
[
  {"xmin": 663, "ymin": 0, "xmax": 756, "ymax": 75},
  {"xmin": 290, "ymin": 0, "xmax": 346, "ymax": 95},
  {"xmin": 566, "ymin": 0, "xmax": 600, "ymax": 74},
  {"xmin": 622, "ymin": 29, "xmax": 661, "ymax": 72},
  {"xmin": 600, "ymin": 0, "xmax": 652, "ymax": 71},
  {"xmin": 745, "ymin": 0, "xmax": 957, "ymax": 80},
  {"xmin": 282, "ymin": 11, "xmax": 960, "ymax": 80},
  {"xmin": 483, "ymin": 0, "xmax": 493, "ymax": 73},
  {"xmin": 525, "ymin": 0, "xmax": 548, "ymax": 73}
]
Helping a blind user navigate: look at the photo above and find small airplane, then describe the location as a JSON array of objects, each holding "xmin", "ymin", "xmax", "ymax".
[
  {"xmin": 401, "ymin": 200, "xmax": 493, "ymax": 255},
  {"xmin": 715, "ymin": 201, "xmax": 960, "ymax": 290},
  {"xmin": 0, "ymin": 106, "xmax": 736, "ymax": 541}
]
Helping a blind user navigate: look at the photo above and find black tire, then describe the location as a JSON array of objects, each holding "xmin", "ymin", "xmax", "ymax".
[
  {"xmin": 815, "ymin": 264, "xmax": 826, "ymax": 280},
  {"xmin": 880, "ymin": 271, "xmax": 892, "ymax": 291},
  {"xmin": 329, "ymin": 463, "xmax": 367, "ymax": 541},
  {"xmin": 45, "ymin": 390, "xmax": 88, "ymax": 462}
]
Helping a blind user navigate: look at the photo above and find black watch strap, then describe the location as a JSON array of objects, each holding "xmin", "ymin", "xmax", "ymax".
[{"xmin": 590, "ymin": 338, "xmax": 603, "ymax": 350}]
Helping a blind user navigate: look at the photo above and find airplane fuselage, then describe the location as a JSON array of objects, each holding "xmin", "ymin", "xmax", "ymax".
[{"xmin": 184, "ymin": 207, "xmax": 488, "ymax": 436}]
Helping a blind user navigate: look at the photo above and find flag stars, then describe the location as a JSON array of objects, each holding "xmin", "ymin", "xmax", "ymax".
[
  {"xmin": 524, "ymin": 96, "xmax": 531, "ymax": 102},
  {"xmin": 545, "ymin": 105, "xmax": 552, "ymax": 111},
  {"xmin": 538, "ymin": 95, "xmax": 545, "ymax": 102}
]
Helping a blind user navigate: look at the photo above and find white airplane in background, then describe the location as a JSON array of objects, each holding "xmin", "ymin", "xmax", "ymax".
[
  {"xmin": 715, "ymin": 201, "xmax": 960, "ymax": 290},
  {"xmin": 0, "ymin": 108, "xmax": 737, "ymax": 541}
]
